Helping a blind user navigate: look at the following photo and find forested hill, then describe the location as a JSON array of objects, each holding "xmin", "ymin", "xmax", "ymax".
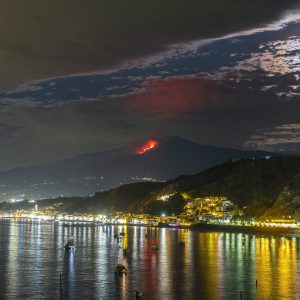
[
  {"xmin": 0, "ymin": 182, "xmax": 166, "ymax": 214},
  {"xmin": 1, "ymin": 156, "xmax": 300, "ymax": 219},
  {"xmin": 130, "ymin": 156, "xmax": 300, "ymax": 218}
]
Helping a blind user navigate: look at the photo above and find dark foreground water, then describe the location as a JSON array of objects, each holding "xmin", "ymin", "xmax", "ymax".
[{"xmin": 0, "ymin": 220, "xmax": 299, "ymax": 299}]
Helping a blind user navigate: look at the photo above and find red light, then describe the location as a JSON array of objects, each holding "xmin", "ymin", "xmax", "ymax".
[{"xmin": 136, "ymin": 140, "xmax": 158, "ymax": 155}]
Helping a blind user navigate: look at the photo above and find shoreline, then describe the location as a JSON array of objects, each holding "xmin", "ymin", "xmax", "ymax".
[
  {"xmin": 191, "ymin": 223, "xmax": 300, "ymax": 235},
  {"xmin": 1, "ymin": 217, "xmax": 299, "ymax": 235}
]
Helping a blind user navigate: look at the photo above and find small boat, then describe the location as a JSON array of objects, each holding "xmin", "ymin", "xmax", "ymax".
[
  {"xmin": 64, "ymin": 237, "xmax": 76, "ymax": 251},
  {"xmin": 136, "ymin": 290, "xmax": 143, "ymax": 298},
  {"xmin": 151, "ymin": 245, "xmax": 159, "ymax": 251},
  {"xmin": 242, "ymin": 236, "xmax": 246, "ymax": 247},
  {"xmin": 123, "ymin": 248, "xmax": 130, "ymax": 254},
  {"xmin": 115, "ymin": 263, "xmax": 128, "ymax": 275}
]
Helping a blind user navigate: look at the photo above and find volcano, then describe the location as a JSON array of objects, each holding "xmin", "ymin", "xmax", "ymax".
[{"xmin": 0, "ymin": 136, "xmax": 275, "ymax": 201}]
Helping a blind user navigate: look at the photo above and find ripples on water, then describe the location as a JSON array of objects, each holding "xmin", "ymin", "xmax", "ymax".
[{"xmin": 0, "ymin": 220, "xmax": 299, "ymax": 299}]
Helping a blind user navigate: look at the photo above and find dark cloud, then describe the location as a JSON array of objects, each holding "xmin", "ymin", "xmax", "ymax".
[
  {"xmin": 0, "ymin": 1, "xmax": 299, "ymax": 170},
  {"xmin": 244, "ymin": 124, "xmax": 300, "ymax": 153},
  {"xmin": 0, "ymin": 0, "xmax": 297, "ymax": 90},
  {"xmin": 0, "ymin": 122, "xmax": 22, "ymax": 140},
  {"xmin": 0, "ymin": 100, "xmax": 146, "ymax": 170},
  {"xmin": 0, "ymin": 72, "xmax": 299, "ymax": 171}
]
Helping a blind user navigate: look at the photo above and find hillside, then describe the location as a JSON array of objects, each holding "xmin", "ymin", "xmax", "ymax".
[
  {"xmin": 1, "ymin": 155, "xmax": 300, "ymax": 220},
  {"xmin": 263, "ymin": 172, "xmax": 300, "ymax": 219},
  {"xmin": 0, "ymin": 136, "xmax": 273, "ymax": 201},
  {"xmin": 0, "ymin": 182, "xmax": 165, "ymax": 214},
  {"xmin": 131, "ymin": 156, "xmax": 300, "ymax": 218}
]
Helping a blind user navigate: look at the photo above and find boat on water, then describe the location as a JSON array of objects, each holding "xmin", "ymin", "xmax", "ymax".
[
  {"xmin": 151, "ymin": 245, "xmax": 159, "ymax": 251},
  {"xmin": 115, "ymin": 263, "xmax": 128, "ymax": 275},
  {"xmin": 136, "ymin": 290, "xmax": 143, "ymax": 298},
  {"xmin": 64, "ymin": 237, "xmax": 76, "ymax": 251}
]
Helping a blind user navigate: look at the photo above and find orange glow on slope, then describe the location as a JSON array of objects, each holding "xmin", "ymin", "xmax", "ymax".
[{"xmin": 136, "ymin": 140, "xmax": 159, "ymax": 155}]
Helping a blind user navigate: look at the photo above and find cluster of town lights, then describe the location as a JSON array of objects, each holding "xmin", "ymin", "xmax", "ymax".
[{"xmin": 0, "ymin": 211, "xmax": 298, "ymax": 229}]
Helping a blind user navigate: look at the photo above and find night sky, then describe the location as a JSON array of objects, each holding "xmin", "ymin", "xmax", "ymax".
[{"xmin": 0, "ymin": 0, "xmax": 300, "ymax": 170}]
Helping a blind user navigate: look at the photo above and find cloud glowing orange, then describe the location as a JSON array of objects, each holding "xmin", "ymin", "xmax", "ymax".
[{"xmin": 136, "ymin": 140, "xmax": 158, "ymax": 155}]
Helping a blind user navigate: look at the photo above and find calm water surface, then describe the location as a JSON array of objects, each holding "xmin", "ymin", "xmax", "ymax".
[{"xmin": 0, "ymin": 220, "xmax": 299, "ymax": 299}]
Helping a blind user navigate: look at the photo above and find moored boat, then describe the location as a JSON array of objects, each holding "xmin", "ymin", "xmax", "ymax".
[
  {"xmin": 136, "ymin": 290, "xmax": 143, "ymax": 298},
  {"xmin": 64, "ymin": 237, "xmax": 76, "ymax": 251},
  {"xmin": 151, "ymin": 245, "xmax": 159, "ymax": 251},
  {"xmin": 115, "ymin": 263, "xmax": 128, "ymax": 275}
]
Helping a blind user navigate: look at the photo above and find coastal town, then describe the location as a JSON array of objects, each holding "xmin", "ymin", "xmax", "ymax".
[{"xmin": 1, "ymin": 195, "xmax": 297, "ymax": 229}]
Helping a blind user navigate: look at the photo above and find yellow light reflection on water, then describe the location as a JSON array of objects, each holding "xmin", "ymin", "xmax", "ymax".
[
  {"xmin": 122, "ymin": 226, "xmax": 128, "ymax": 250},
  {"xmin": 192, "ymin": 232, "xmax": 299, "ymax": 299},
  {"xmin": 276, "ymin": 238, "xmax": 297, "ymax": 299},
  {"xmin": 255, "ymin": 236, "xmax": 297, "ymax": 299},
  {"xmin": 256, "ymin": 237, "xmax": 272, "ymax": 299},
  {"xmin": 197, "ymin": 233, "xmax": 220, "ymax": 300}
]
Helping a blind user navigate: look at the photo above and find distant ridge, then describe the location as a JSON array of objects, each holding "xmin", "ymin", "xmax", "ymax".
[{"xmin": 0, "ymin": 136, "xmax": 275, "ymax": 201}]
